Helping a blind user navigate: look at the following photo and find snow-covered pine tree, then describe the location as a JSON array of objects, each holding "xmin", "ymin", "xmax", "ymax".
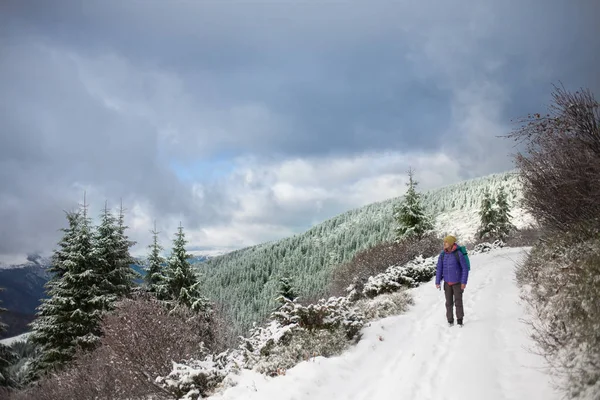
[
  {"xmin": 0, "ymin": 287, "xmax": 16, "ymax": 387},
  {"xmin": 164, "ymin": 223, "xmax": 210, "ymax": 313},
  {"xmin": 476, "ymin": 187, "xmax": 498, "ymax": 240},
  {"xmin": 28, "ymin": 210, "xmax": 82, "ymax": 377},
  {"xmin": 495, "ymin": 186, "xmax": 515, "ymax": 241},
  {"xmin": 49, "ymin": 211, "xmax": 81, "ymax": 279},
  {"xmin": 276, "ymin": 275, "xmax": 297, "ymax": 305},
  {"xmin": 114, "ymin": 201, "xmax": 139, "ymax": 296},
  {"xmin": 393, "ymin": 168, "xmax": 434, "ymax": 240},
  {"xmin": 92, "ymin": 203, "xmax": 121, "ymax": 310},
  {"xmin": 145, "ymin": 221, "xmax": 167, "ymax": 298},
  {"xmin": 29, "ymin": 200, "xmax": 103, "ymax": 377}
]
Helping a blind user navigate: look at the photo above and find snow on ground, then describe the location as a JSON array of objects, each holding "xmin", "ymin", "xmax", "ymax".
[
  {"xmin": 210, "ymin": 247, "xmax": 559, "ymax": 400},
  {"xmin": 435, "ymin": 207, "xmax": 536, "ymax": 243},
  {"xmin": 0, "ymin": 332, "xmax": 30, "ymax": 346}
]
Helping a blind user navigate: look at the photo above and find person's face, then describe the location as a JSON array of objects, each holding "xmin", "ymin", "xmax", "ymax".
[{"xmin": 443, "ymin": 241, "xmax": 451, "ymax": 251}]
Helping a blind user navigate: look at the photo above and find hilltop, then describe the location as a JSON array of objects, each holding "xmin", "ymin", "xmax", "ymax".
[{"xmin": 196, "ymin": 170, "xmax": 533, "ymax": 334}]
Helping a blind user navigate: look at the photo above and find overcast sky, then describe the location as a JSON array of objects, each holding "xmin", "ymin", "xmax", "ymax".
[{"xmin": 0, "ymin": 0, "xmax": 598, "ymax": 262}]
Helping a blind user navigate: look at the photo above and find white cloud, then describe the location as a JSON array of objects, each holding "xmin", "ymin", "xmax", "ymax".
[
  {"xmin": 123, "ymin": 150, "xmax": 465, "ymax": 256},
  {"xmin": 4, "ymin": 0, "xmax": 594, "ymax": 261}
]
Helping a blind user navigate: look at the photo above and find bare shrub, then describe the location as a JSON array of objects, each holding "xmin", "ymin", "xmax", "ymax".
[
  {"xmin": 9, "ymin": 344, "xmax": 175, "ymax": 400},
  {"xmin": 507, "ymin": 84, "xmax": 600, "ymax": 236},
  {"xmin": 0, "ymin": 387, "xmax": 12, "ymax": 400},
  {"xmin": 100, "ymin": 294, "xmax": 210, "ymax": 379},
  {"xmin": 516, "ymin": 232, "xmax": 600, "ymax": 398},
  {"xmin": 328, "ymin": 233, "xmax": 440, "ymax": 297},
  {"xmin": 9, "ymin": 293, "xmax": 232, "ymax": 399},
  {"xmin": 508, "ymin": 84, "xmax": 600, "ymax": 398},
  {"xmin": 504, "ymin": 226, "xmax": 544, "ymax": 248}
]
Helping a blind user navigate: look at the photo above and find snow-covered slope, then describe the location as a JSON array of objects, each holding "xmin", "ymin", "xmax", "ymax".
[
  {"xmin": 198, "ymin": 171, "xmax": 533, "ymax": 335},
  {"xmin": 0, "ymin": 332, "xmax": 30, "ymax": 346},
  {"xmin": 209, "ymin": 247, "xmax": 558, "ymax": 400},
  {"xmin": 435, "ymin": 206, "xmax": 535, "ymax": 242},
  {"xmin": 0, "ymin": 255, "xmax": 51, "ymax": 270}
]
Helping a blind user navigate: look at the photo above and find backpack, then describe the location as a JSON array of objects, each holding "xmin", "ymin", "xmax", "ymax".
[{"xmin": 440, "ymin": 245, "xmax": 471, "ymax": 271}]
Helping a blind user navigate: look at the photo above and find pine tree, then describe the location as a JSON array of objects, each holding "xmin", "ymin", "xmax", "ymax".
[
  {"xmin": 29, "ymin": 199, "xmax": 103, "ymax": 377},
  {"xmin": 495, "ymin": 186, "xmax": 515, "ymax": 241},
  {"xmin": 164, "ymin": 223, "xmax": 210, "ymax": 313},
  {"xmin": 145, "ymin": 221, "xmax": 167, "ymax": 298},
  {"xmin": 393, "ymin": 168, "xmax": 434, "ymax": 240},
  {"xmin": 29, "ymin": 210, "xmax": 82, "ymax": 376},
  {"xmin": 477, "ymin": 187, "xmax": 498, "ymax": 240},
  {"xmin": 0, "ymin": 288, "xmax": 16, "ymax": 387},
  {"xmin": 276, "ymin": 275, "xmax": 297, "ymax": 305},
  {"xmin": 48, "ymin": 211, "xmax": 81, "ymax": 279},
  {"xmin": 114, "ymin": 201, "xmax": 139, "ymax": 296},
  {"xmin": 92, "ymin": 203, "xmax": 120, "ymax": 310}
]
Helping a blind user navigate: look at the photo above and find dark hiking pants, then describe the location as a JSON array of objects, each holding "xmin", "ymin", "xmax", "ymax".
[{"xmin": 444, "ymin": 282, "xmax": 464, "ymax": 322}]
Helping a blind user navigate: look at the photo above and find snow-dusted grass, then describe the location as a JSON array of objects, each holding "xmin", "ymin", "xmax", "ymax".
[
  {"xmin": 354, "ymin": 291, "xmax": 413, "ymax": 321},
  {"xmin": 205, "ymin": 247, "xmax": 559, "ymax": 400}
]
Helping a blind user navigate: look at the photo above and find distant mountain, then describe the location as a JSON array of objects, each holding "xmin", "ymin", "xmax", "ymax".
[
  {"xmin": 0, "ymin": 253, "xmax": 52, "ymax": 270},
  {"xmin": 195, "ymin": 171, "xmax": 534, "ymax": 335},
  {"xmin": 0, "ymin": 253, "xmax": 220, "ymax": 339},
  {"xmin": 0, "ymin": 264, "xmax": 50, "ymax": 339}
]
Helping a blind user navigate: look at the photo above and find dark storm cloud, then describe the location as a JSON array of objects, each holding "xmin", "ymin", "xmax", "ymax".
[
  {"xmin": 0, "ymin": 38, "xmax": 232, "ymax": 256},
  {"xmin": 0, "ymin": 0, "xmax": 598, "ymax": 258}
]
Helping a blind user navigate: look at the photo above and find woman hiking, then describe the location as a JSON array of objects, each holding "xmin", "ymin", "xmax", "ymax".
[{"xmin": 435, "ymin": 235, "xmax": 469, "ymax": 326}]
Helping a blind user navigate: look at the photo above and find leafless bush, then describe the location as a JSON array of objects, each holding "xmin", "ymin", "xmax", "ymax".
[
  {"xmin": 0, "ymin": 387, "xmax": 12, "ymax": 400},
  {"xmin": 507, "ymin": 84, "xmax": 600, "ymax": 235},
  {"xmin": 9, "ymin": 293, "xmax": 233, "ymax": 399},
  {"xmin": 508, "ymin": 84, "xmax": 600, "ymax": 398},
  {"xmin": 100, "ymin": 294, "xmax": 211, "ymax": 379},
  {"xmin": 9, "ymin": 344, "xmax": 174, "ymax": 400},
  {"xmin": 516, "ymin": 232, "xmax": 600, "ymax": 398},
  {"xmin": 504, "ymin": 226, "xmax": 544, "ymax": 248},
  {"xmin": 328, "ymin": 233, "xmax": 440, "ymax": 297}
]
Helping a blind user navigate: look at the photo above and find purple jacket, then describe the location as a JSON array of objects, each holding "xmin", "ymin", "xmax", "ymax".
[{"xmin": 435, "ymin": 246, "xmax": 469, "ymax": 285}]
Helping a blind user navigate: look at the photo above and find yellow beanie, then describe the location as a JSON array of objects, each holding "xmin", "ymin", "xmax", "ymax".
[{"xmin": 444, "ymin": 235, "xmax": 456, "ymax": 245}]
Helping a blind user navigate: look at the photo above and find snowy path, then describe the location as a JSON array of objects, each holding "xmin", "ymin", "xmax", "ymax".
[{"xmin": 211, "ymin": 247, "xmax": 559, "ymax": 400}]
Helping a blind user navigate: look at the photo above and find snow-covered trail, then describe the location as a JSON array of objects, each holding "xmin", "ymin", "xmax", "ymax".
[{"xmin": 212, "ymin": 247, "xmax": 559, "ymax": 400}]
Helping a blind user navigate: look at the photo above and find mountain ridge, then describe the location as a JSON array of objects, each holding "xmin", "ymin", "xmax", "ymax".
[
  {"xmin": 195, "ymin": 170, "xmax": 531, "ymax": 334},
  {"xmin": 0, "ymin": 170, "xmax": 530, "ymax": 339}
]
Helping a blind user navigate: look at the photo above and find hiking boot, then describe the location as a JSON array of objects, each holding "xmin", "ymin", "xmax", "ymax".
[
  {"xmin": 448, "ymin": 320, "xmax": 454, "ymax": 327},
  {"xmin": 457, "ymin": 319, "xmax": 463, "ymax": 326}
]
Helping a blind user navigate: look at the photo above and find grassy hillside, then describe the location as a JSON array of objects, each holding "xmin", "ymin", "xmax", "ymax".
[{"xmin": 196, "ymin": 171, "xmax": 528, "ymax": 334}]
